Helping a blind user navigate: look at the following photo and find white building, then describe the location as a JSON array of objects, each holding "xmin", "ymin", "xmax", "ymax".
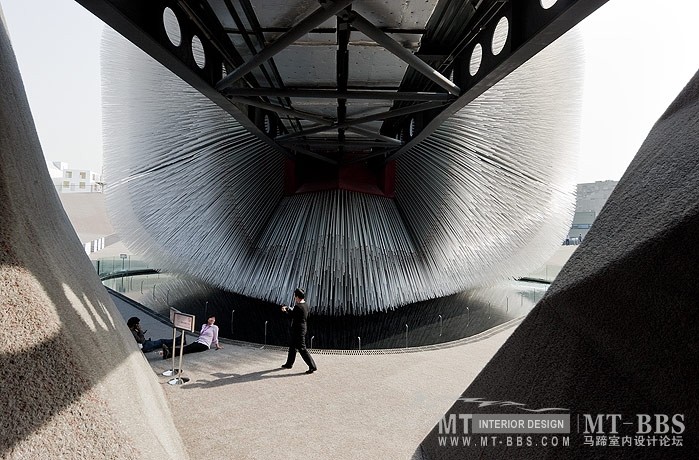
[{"xmin": 48, "ymin": 161, "xmax": 103, "ymax": 193}]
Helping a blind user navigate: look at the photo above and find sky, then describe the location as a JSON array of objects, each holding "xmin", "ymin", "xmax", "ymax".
[{"xmin": 1, "ymin": 0, "xmax": 699, "ymax": 182}]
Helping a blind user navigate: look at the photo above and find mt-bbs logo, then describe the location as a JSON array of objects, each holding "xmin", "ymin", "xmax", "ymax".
[{"xmin": 583, "ymin": 414, "xmax": 685, "ymax": 434}]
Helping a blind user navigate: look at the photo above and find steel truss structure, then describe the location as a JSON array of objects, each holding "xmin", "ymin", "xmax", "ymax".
[{"xmin": 77, "ymin": 0, "xmax": 606, "ymax": 164}]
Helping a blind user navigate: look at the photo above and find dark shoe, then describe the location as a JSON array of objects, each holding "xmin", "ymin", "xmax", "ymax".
[
  {"xmin": 281, "ymin": 364, "xmax": 292, "ymax": 369},
  {"xmin": 305, "ymin": 368, "xmax": 316, "ymax": 374},
  {"xmin": 162, "ymin": 344, "xmax": 170, "ymax": 360}
]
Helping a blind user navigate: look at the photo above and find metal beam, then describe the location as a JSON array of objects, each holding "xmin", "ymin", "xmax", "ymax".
[
  {"xmin": 236, "ymin": 0, "xmax": 290, "ymax": 96},
  {"xmin": 74, "ymin": 0, "xmax": 292, "ymax": 160},
  {"xmin": 336, "ymin": 9, "xmax": 351, "ymax": 157},
  {"xmin": 224, "ymin": 26, "xmax": 427, "ymax": 35},
  {"xmin": 275, "ymin": 123, "xmax": 403, "ymax": 145},
  {"xmin": 288, "ymin": 145, "xmax": 338, "ymax": 165},
  {"xmin": 223, "ymin": 0, "xmax": 284, "ymax": 108},
  {"xmin": 223, "ymin": 88, "xmax": 454, "ymax": 101},
  {"xmin": 344, "ymin": 100, "xmax": 450, "ymax": 125},
  {"xmin": 287, "ymin": 85, "xmax": 400, "ymax": 91},
  {"xmin": 385, "ymin": 0, "xmax": 609, "ymax": 163},
  {"xmin": 341, "ymin": 10, "xmax": 461, "ymax": 97},
  {"xmin": 227, "ymin": 96, "xmax": 331, "ymax": 125},
  {"xmin": 216, "ymin": 0, "xmax": 354, "ymax": 90},
  {"xmin": 276, "ymin": 124, "xmax": 340, "ymax": 141},
  {"xmin": 235, "ymin": 0, "xmax": 302, "ymax": 132},
  {"xmin": 275, "ymin": 101, "xmax": 449, "ymax": 141},
  {"xmin": 345, "ymin": 126, "xmax": 402, "ymax": 145},
  {"xmin": 230, "ymin": 95, "xmax": 399, "ymax": 145},
  {"xmin": 342, "ymin": 148, "xmax": 398, "ymax": 165},
  {"xmin": 279, "ymin": 138, "xmax": 397, "ymax": 148}
]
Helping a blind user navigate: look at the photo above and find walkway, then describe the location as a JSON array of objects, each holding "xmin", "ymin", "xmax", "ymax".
[{"xmin": 111, "ymin": 291, "xmax": 518, "ymax": 460}]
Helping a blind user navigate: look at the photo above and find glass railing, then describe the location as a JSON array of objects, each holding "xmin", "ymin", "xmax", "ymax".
[
  {"xmin": 519, "ymin": 264, "xmax": 566, "ymax": 283},
  {"xmin": 102, "ymin": 270, "xmax": 550, "ymax": 350},
  {"xmin": 93, "ymin": 257, "xmax": 152, "ymax": 277}
]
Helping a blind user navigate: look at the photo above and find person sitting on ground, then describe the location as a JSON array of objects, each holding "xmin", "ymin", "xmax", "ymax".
[
  {"xmin": 127, "ymin": 316, "xmax": 182, "ymax": 353},
  {"xmin": 163, "ymin": 315, "xmax": 222, "ymax": 359}
]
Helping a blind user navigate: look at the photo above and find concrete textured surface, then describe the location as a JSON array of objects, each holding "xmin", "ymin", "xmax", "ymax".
[
  {"xmin": 0, "ymin": 13, "xmax": 187, "ymax": 460},
  {"xmin": 416, "ymin": 71, "xmax": 699, "ymax": 458}
]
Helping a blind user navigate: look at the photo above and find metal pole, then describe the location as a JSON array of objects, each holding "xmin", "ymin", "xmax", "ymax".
[
  {"xmin": 405, "ymin": 324, "xmax": 409, "ymax": 348},
  {"xmin": 161, "ymin": 326, "xmax": 179, "ymax": 377},
  {"xmin": 344, "ymin": 11, "xmax": 460, "ymax": 96},
  {"xmin": 176, "ymin": 332, "xmax": 186, "ymax": 382},
  {"xmin": 217, "ymin": 0, "xmax": 354, "ymax": 89},
  {"xmin": 167, "ymin": 332, "xmax": 190, "ymax": 385},
  {"xmin": 230, "ymin": 309, "xmax": 235, "ymax": 338},
  {"xmin": 438, "ymin": 314, "xmax": 443, "ymax": 337},
  {"xmin": 357, "ymin": 336, "xmax": 361, "ymax": 351},
  {"xmin": 140, "ymin": 280, "xmax": 143, "ymax": 294},
  {"xmin": 264, "ymin": 320, "xmax": 268, "ymax": 347},
  {"xmin": 506, "ymin": 297, "xmax": 509, "ymax": 313},
  {"xmin": 310, "ymin": 335, "xmax": 314, "ymax": 350},
  {"xmin": 224, "ymin": 88, "xmax": 453, "ymax": 101},
  {"xmin": 169, "ymin": 327, "xmax": 177, "ymax": 373}
]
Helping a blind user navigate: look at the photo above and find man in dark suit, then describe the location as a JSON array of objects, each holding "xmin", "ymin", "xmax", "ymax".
[{"xmin": 280, "ymin": 288, "xmax": 318, "ymax": 374}]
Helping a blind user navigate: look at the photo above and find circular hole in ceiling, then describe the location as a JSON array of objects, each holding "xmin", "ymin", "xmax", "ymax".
[
  {"xmin": 163, "ymin": 7, "xmax": 181, "ymax": 47},
  {"xmin": 469, "ymin": 43, "xmax": 482, "ymax": 76},
  {"xmin": 491, "ymin": 16, "xmax": 509, "ymax": 56},
  {"xmin": 191, "ymin": 35, "xmax": 206, "ymax": 69},
  {"xmin": 540, "ymin": 0, "xmax": 558, "ymax": 9}
]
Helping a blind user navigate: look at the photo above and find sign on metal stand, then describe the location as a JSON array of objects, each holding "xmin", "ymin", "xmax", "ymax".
[{"xmin": 162, "ymin": 308, "xmax": 196, "ymax": 385}]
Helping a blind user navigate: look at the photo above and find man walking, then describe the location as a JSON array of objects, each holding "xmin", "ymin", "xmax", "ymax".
[{"xmin": 281, "ymin": 288, "xmax": 318, "ymax": 374}]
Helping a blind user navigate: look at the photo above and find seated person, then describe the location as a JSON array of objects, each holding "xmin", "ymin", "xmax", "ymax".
[
  {"xmin": 127, "ymin": 316, "xmax": 182, "ymax": 353},
  {"xmin": 163, "ymin": 315, "xmax": 222, "ymax": 359}
]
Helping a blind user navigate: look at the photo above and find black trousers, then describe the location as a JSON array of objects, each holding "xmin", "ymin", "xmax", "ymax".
[
  {"xmin": 285, "ymin": 333, "xmax": 317, "ymax": 370},
  {"xmin": 173, "ymin": 341, "xmax": 208, "ymax": 356}
]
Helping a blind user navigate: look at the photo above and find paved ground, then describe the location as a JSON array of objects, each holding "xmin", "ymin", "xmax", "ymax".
[{"xmin": 112, "ymin": 292, "xmax": 517, "ymax": 460}]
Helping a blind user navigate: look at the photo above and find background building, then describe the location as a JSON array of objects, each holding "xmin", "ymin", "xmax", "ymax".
[
  {"xmin": 45, "ymin": 161, "xmax": 115, "ymax": 253},
  {"xmin": 48, "ymin": 160, "xmax": 104, "ymax": 193},
  {"xmin": 567, "ymin": 180, "xmax": 618, "ymax": 242}
]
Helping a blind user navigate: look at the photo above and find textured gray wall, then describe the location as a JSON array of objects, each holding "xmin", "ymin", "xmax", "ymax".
[
  {"xmin": 415, "ymin": 71, "xmax": 699, "ymax": 458},
  {"xmin": 0, "ymin": 12, "xmax": 188, "ymax": 460}
]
